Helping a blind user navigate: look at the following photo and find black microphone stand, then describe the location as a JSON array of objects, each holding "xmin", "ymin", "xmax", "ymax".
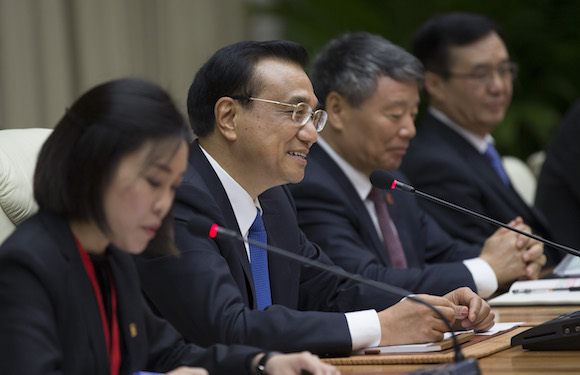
[
  {"xmin": 370, "ymin": 169, "xmax": 580, "ymax": 258},
  {"xmin": 370, "ymin": 169, "xmax": 580, "ymax": 353}
]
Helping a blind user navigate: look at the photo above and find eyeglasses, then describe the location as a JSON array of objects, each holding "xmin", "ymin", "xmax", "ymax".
[
  {"xmin": 445, "ymin": 61, "xmax": 519, "ymax": 86},
  {"xmin": 232, "ymin": 96, "xmax": 328, "ymax": 132}
]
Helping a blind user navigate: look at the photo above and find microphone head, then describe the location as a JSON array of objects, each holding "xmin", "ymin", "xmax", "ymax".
[
  {"xmin": 370, "ymin": 169, "xmax": 415, "ymax": 193},
  {"xmin": 187, "ymin": 214, "xmax": 219, "ymax": 238},
  {"xmin": 370, "ymin": 169, "xmax": 396, "ymax": 190}
]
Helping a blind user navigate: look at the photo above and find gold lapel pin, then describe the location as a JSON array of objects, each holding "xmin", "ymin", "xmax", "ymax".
[
  {"xmin": 129, "ymin": 323, "xmax": 138, "ymax": 338},
  {"xmin": 385, "ymin": 192, "xmax": 394, "ymax": 206}
]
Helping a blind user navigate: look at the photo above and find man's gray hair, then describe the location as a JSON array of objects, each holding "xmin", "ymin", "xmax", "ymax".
[{"xmin": 310, "ymin": 31, "xmax": 423, "ymax": 108}]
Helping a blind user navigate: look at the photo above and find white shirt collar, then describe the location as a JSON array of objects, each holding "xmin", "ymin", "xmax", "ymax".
[
  {"xmin": 199, "ymin": 144, "xmax": 259, "ymax": 238},
  {"xmin": 316, "ymin": 137, "xmax": 372, "ymax": 201},
  {"xmin": 429, "ymin": 107, "xmax": 494, "ymax": 154}
]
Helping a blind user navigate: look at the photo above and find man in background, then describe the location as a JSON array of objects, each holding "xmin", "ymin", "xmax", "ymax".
[
  {"xmin": 536, "ymin": 99, "xmax": 580, "ymax": 251},
  {"xmin": 399, "ymin": 11, "xmax": 561, "ymax": 265},
  {"xmin": 289, "ymin": 31, "xmax": 544, "ymax": 299}
]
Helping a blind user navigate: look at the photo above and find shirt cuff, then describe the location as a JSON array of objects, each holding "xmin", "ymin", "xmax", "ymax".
[
  {"xmin": 345, "ymin": 309, "xmax": 381, "ymax": 351},
  {"xmin": 463, "ymin": 257, "xmax": 498, "ymax": 298}
]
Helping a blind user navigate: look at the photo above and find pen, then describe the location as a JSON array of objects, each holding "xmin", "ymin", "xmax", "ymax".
[
  {"xmin": 455, "ymin": 311, "xmax": 469, "ymax": 319},
  {"xmin": 512, "ymin": 287, "xmax": 580, "ymax": 294}
]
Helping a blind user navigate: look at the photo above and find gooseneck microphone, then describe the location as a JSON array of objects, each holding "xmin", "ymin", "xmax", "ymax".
[
  {"xmin": 187, "ymin": 214, "xmax": 480, "ymax": 371},
  {"xmin": 369, "ymin": 169, "xmax": 580, "ymax": 258}
]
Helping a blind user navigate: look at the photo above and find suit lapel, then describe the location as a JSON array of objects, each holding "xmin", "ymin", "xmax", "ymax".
[
  {"xmin": 188, "ymin": 141, "xmax": 255, "ymax": 302},
  {"xmin": 427, "ymin": 117, "xmax": 538, "ymax": 223},
  {"xmin": 41, "ymin": 213, "xmax": 111, "ymax": 373},
  {"xmin": 108, "ymin": 248, "xmax": 145, "ymax": 372},
  {"xmin": 258, "ymin": 189, "xmax": 294, "ymax": 305},
  {"xmin": 311, "ymin": 145, "xmax": 391, "ymax": 265}
]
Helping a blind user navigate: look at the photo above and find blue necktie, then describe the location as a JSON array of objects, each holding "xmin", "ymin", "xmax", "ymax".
[
  {"xmin": 484, "ymin": 143, "xmax": 511, "ymax": 186},
  {"xmin": 248, "ymin": 210, "xmax": 272, "ymax": 310}
]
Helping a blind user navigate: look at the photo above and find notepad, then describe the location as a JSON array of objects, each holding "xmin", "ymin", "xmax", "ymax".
[
  {"xmin": 360, "ymin": 331, "xmax": 474, "ymax": 354},
  {"xmin": 488, "ymin": 277, "xmax": 580, "ymax": 306},
  {"xmin": 357, "ymin": 322, "xmax": 524, "ymax": 355}
]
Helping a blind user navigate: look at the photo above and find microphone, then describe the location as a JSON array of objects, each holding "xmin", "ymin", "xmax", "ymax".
[
  {"xmin": 370, "ymin": 169, "xmax": 580, "ymax": 258},
  {"xmin": 187, "ymin": 214, "xmax": 480, "ymax": 372}
]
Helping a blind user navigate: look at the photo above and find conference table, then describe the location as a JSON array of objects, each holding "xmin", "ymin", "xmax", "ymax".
[{"xmin": 335, "ymin": 305, "xmax": 580, "ymax": 374}]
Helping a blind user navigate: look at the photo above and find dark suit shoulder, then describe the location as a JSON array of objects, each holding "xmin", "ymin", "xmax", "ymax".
[{"xmin": 0, "ymin": 212, "xmax": 73, "ymax": 273}]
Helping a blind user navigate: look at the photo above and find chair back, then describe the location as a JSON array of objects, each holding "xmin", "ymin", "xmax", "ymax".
[
  {"xmin": 0, "ymin": 128, "xmax": 53, "ymax": 244},
  {"xmin": 502, "ymin": 155, "xmax": 537, "ymax": 206}
]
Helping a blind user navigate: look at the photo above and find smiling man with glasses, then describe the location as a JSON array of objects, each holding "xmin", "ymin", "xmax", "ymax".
[
  {"xmin": 135, "ymin": 39, "xmax": 495, "ymax": 357},
  {"xmin": 443, "ymin": 60, "xmax": 519, "ymax": 87},
  {"xmin": 400, "ymin": 11, "xmax": 561, "ymax": 266},
  {"xmin": 230, "ymin": 96, "xmax": 328, "ymax": 132}
]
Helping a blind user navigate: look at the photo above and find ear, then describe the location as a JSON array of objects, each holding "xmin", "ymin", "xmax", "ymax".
[
  {"xmin": 324, "ymin": 91, "xmax": 350, "ymax": 132},
  {"xmin": 424, "ymin": 71, "xmax": 446, "ymax": 103},
  {"xmin": 214, "ymin": 97, "xmax": 238, "ymax": 141}
]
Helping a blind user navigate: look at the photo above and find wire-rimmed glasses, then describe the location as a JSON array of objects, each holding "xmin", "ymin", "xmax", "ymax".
[
  {"xmin": 444, "ymin": 61, "xmax": 519, "ymax": 86},
  {"xmin": 231, "ymin": 96, "xmax": 327, "ymax": 132}
]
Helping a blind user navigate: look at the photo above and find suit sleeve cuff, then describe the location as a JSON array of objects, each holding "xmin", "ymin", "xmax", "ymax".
[
  {"xmin": 463, "ymin": 257, "xmax": 498, "ymax": 298},
  {"xmin": 345, "ymin": 309, "xmax": 381, "ymax": 351}
]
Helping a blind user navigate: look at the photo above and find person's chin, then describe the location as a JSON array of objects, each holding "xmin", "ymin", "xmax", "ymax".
[
  {"xmin": 284, "ymin": 171, "xmax": 305, "ymax": 185},
  {"xmin": 391, "ymin": 159, "xmax": 403, "ymax": 171},
  {"xmin": 482, "ymin": 118, "xmax": 503, "ymax": 132},
  {"xmin": 484, "ymin": 108, "xmax": 507, "ymax": 123},
  {"xmin": 127, "ymin": 245, "xmax": 148, "ymax": 255},
  {"xmin": 379, "ymin": 159, "xmax": 402, "ymax": 172},
  {"xmin": 118, "ymin": 240, "xmax": 148, "ymax": 255}
]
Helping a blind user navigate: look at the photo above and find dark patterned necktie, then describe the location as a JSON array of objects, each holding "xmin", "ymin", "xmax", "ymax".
[{"xmin": 368, "ymin": 187, "xmax": 408, "ymax": 269}]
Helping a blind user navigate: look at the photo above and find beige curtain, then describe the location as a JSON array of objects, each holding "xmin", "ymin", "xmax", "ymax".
[{"xmin": 0, "ymin": 0, "xmax": 275, "ymax": 130}]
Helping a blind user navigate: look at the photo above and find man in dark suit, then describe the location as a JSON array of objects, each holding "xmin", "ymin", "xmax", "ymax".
[
  {"xmin": 399, "ymin": 12, "xmax": 561, "ymax": 265},
  {"xmin": 289, "ymin": 32, "xmax": 545, "ymax": 299},
  {"xmin": 536, "ymin": 99, "xmax": 580, "ymax": 251},
  {"xmin": 136, "ymin": 40, "xmax": 495, "ymax": 356}
]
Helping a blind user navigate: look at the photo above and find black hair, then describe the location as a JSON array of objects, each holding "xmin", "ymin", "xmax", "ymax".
[
  {"xmin": 187, "ymin": 40, "xmax": 309, "ymax": 137},
  {"xmin": 34, "ymin": 78, "xmax": 190, "ymax": 254},
  {"xmin": 412, "ymin": 11, "xmax": 505, "ymax": 77},
  {"xmin": 311, "ymin": 31, "xmax": 423, "ymax": 108}
]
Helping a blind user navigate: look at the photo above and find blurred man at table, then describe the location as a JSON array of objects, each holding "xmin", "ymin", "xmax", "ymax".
[
  {"xmin": 399, "ymin": 11, "xmax": 560, "ymax": 265},
  {"xmin": 289, "ymin": 31, "xmax": 545, "ymax": 299},
  {"xmin": 536, "ymin": 99, "xmax": 580, "ymax": 252}
]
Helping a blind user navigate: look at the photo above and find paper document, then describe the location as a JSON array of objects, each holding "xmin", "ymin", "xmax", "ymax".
[
  {"xmin": 488, "ymin": 277, "xmax": 580, "ymax": 306},
  {"xmin": 358, "ymin": 331, "xmax": 474, "ymax": 354},
  {"xmin": 357, "ymin": 321, "xmax": 523, "ymax": 354},
  {"xmin": 476, "ymin": 321, "xmax": 524, "ymax": 335}
]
